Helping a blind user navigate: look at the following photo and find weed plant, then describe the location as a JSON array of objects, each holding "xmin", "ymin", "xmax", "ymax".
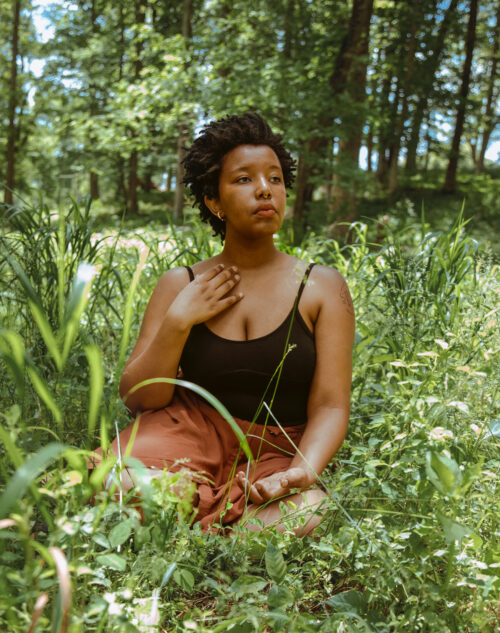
[{"xmin": 0, "ymin": 199, "xmax": 498, "ymax": 632}]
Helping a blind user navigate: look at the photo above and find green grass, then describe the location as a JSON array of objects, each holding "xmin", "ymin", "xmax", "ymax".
[{"xmin": 0, "ymin": 197, "xmax": 498, "ymax": 632}]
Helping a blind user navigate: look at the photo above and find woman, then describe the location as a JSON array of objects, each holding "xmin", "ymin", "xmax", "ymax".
[{"xmin": 106, "ymin": 113, "xmax": 354, "ymax": 535}]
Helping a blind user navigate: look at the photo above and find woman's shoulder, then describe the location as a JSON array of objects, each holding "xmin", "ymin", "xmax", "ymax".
[
  {"xmin": 308, "ymin": 263, "xmax": 348, "ymax": 293},
  {"xmin": 304, "ymin": 263, "xmax": 354, "ymax": 323},
  {"xmin": 156, "ymin": 265, "xmax": 192, "ymax": 292}
]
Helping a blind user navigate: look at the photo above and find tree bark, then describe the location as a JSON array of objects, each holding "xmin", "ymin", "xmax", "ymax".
[
  {"xmin": 477, "ymin": 2, "xmax": 500, "ymax": 173},
  {"xmin": 293, "ymin": 145, "xmax": 317, "ymax": 236},
  {"xmin": 328, "ymin": 0, "xmax": 374, "ymax": 223},
  {"xmin": 173, "ymin": 0, "xmax": 193, "ymax": 221},
  {"xmin": 88, "ymin": 0, "xmax": 99, "ymax": 200},
  {"xmin": 376, "ymin": 75, "xmax": 400, "ymax": 185},
  {"xmin": 443, "ymin": 0, "xmax": 478, "ymax": 193},
  {"xmin": 90, "ymin": 172, "xmax": 99, "ymax": 199},
  {"xmin": 126, "ymin": 0, "xmax": 146, "ymax": 214},
  {"xmin": 4, "ymin": 0, "xmax": 21, "ymax": 205},
  {"xmin": 405, "ymin": 0, "xmax": 459, "ymax": 173},
  {"xmin": 173, "ymin": 122, "xmax": 187, "ymax": 221},
  {"xmin": 388, "ymin": 2, "xmax": 418, "ymax": 194},
  {"xmin": 375, "ymin": 61, "xmax": 394, "ymax": 183}
]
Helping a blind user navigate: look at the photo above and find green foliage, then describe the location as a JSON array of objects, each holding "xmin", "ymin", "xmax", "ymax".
[{"xmin": 0, "ymin": 200, "xmax": 498, "ymax": 632}]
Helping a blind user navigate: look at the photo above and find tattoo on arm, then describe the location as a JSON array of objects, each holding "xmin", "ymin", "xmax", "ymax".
[{"xmin": 340, "ymin": 281, "xmax": 354, "ymax": 316}]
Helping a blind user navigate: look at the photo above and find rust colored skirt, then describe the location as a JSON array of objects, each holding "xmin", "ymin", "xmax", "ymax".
[{"xmin": 91, "ymin": 388, "xmax": 305, "ymax": 530}]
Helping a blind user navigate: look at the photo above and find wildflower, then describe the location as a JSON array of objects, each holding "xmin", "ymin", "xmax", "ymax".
[{"xmin": 429, "ymin": 427, "xmax": 454, "ymax": 440}]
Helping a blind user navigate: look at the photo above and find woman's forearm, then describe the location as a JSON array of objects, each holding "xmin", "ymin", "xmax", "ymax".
[
  {"xmin": 290, "ymin": 407, "xmax": 349, "ymax": 484},
  {"xmin": 119, "ymin": 314, "xmax": 191, "ymax": 413}
]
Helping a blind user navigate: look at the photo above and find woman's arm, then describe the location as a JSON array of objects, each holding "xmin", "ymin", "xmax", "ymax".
[
  {"xmin": 120, "ymin": 264, "xmax": 242, "ymax": 414},
  {"xmin": 237, "ymin": 266, "xmax": 354, "ymax": 502}
]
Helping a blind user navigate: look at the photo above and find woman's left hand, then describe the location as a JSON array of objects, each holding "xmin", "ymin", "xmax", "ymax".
[{"xmin": 235, "ymin": 467, "xmax": 315, "ymax": 505}]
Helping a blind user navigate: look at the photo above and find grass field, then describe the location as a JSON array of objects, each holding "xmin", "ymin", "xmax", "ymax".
[{"xmin": 0, "ymin": 196, "xmax": 498, "ymax": 632}]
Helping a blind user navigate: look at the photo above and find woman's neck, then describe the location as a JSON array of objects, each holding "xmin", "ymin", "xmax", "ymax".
[{"xmin": 219, "ymin": 236, "xmax": 283, "ymax": 271}]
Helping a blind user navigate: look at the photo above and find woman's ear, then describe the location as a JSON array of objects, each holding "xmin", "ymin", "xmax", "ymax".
[{"xmin": 204, "ymin": 195, "xmax": 222, "ymax": 219}]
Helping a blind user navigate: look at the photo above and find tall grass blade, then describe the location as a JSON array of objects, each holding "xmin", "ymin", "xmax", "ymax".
[
  {"xmin": 116, "ymin": 246, "xmax": 149, "ymax": 378},
  {"xmin": 84, "ymin": 344, "xmax": 104, "ymax": 443},
  {"xmin": 125, "ymin": 377, "xmax": 253, "ymax": 461},
  {"xmin": 27, "ymin": 366, "xmax": 62, "ymax": 428},
  {"xmin": 61, "ymin": 263, "xmax": 96, "ymax": 366},
  {"xmin": 28, "ymin": 300, "xmax": 62, "ymax": 370},
  {"xmin": 0, "ymin": 330, "xmax": 26, "ymax": 394},
  {"xmin": 0, "ymin": 442, "xmax": 67, "ymax": 523},
  {"xmin": 49, "ymin": 546, "xmax": 72, "ymax": 633}
]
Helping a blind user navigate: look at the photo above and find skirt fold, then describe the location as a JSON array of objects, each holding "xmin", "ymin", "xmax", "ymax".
[{"xmin": 92, "ymin": 388, "xmax": 304, "ymax": 529}]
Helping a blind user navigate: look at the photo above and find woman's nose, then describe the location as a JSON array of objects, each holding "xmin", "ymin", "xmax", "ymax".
[{"xmin": 256, "ymin": 177, "xmax": 271, "ymax": 198}]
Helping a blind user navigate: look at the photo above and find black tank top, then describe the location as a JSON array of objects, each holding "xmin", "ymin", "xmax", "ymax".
[{"xmin": 180, "ymin": 263, "xmax": 316, "ymax": 426}]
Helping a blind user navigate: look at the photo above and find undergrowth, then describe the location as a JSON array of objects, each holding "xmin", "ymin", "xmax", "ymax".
[{"xmin": 0, "ymin": 199, "xmax": 498, "ymax": 632}]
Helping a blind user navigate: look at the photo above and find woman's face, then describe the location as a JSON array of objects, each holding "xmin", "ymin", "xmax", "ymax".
[{"xmin": 205, "ymin": 144, "xmax": 287, "ymax": 239}]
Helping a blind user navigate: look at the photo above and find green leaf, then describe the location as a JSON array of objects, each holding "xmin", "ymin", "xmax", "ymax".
[
  {"xmin": 485, "ymin": 420, "xmax": 500, "ymax": 438},
  {"xmin": 327, "ymin": 590, "xmax": 367, "ymax": 615},
  {"xmin": 268, "ymin": 585, "xmax": 294, "ymax": 609},
  {"xmin": 0, "ymin": 442, "xmax": 66, "ymax": 520},
  {"xmin": 85, "ymin": 344, "xmax": 104, "ymax": 441},
  {"xmin": 92, "ymin": 533, "xmax": 110, "ymax": 550},
  {"xmin": 109, "ymin": 519, "xmax": 134, "ymax": 548},
  {"xmin": 173, "ymin": 568, "xmax": 195, "ymax": 593},
  {"xmin": 425, "ymin": 451, "xmax": 462, "ymax": 496},
  {"xmin": 265, "ymin": 542, "xmax": 287, "ymax": 585},
  {"xmin": 0, "ymin": 330, "xmax": 26, "ymax": 393},
  {"xmin": 61, "ymin": 263, "xmax": 96, "ymax": 365},
  {"xmin": 230, "ymin": 574, "xmax": 268, "ymax": 595},
  {"xmin": 28, "ymin": 300, "xmax": 62, "ymax": 370},
  {"xmin": 96, "ymin": 553, "xmax": 127, "ymax": 572},
  {"xmin": 26, "ymin": 367, "xmax": 62, "ymax": 428},
  {"xmin": 437, "ymin": 513, "xmax": 473, "ymax": 544}
]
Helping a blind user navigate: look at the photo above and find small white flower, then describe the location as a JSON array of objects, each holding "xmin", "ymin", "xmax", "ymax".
[
  {"xmin": 76, "ymin": 262, "xmax": 96, "ymax": 284},
  {"xmin": 429, "ymin": 427, "xmax": 454, "ymax": 440}
]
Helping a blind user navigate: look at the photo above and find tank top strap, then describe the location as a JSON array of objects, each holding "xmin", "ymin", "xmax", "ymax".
[
  {"xmin": 296, "ymin": 263, "xmax": 315, "ymax": 304},
  {"xmin": 185, "ymin": 265, "xmax": 195, "ymax": 282}
]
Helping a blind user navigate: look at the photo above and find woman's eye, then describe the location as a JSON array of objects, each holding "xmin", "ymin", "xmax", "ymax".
[
  {"xmin": 236, "ymin": 176, "xmax": 250, "ymax": 183},
  {"xmin": 270, "ymin": 176, "xmax": 282, "ymax": 183}
]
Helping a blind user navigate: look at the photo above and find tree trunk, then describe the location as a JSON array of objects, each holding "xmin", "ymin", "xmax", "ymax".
[
  {"xmin": 126, "ymin": 0, "xmax": 146, "ymax": 214},
  {"xmin": 88, "ymin": 0, "xmax": 99, "ymax": 200},
  {"xmin": 90, "ymin": 172, "xmax": 99, "ymax": 199},
  {"xmin": 328, "ymin": 0, "xmax": 374, "ymax": 222},
  {"xmin": 388, "ymin": 3, "xmax": 418, "ymax": 194},
  {"xmin": 292, "ymin": 134, "xmax": 328, "ymax": 238},
  {"xmin": 127, "ymin": 150, "xmax": 139, "ymax": 215},
  {"xmin": 377, "ymin": 76, "xmax": 400, "ymax": 185},
  {"xmin": 173, "ymin": 122, "xmax": 187, "ymax": 221},
  {"xmin": 293, "ymin": 147, "xmax": 316, "ymax": 236},
  {"xmin": 443, "ymin": 0, "xmax": 478, "ymax": 193},
  {"xmin": 173, "ymin": 0, "xmax": 194, "ymax": 221},
  {"xmin": 477, "ymin": 2, "xmax": 499, "ymax": 173},
  {"xmin": 366, "ymin": 124, "xmax": 373, "ymax": 173},
  {"xmin": 375, "ymin": 66, "xmax": 393, "ymax": 183},
  {"xmin": 4, "ymin": 0, "xmax": 21, "ymax": 205},
  {"xmin": 405, "ymin": 0, "xmax": 459, "ymax": 173}
]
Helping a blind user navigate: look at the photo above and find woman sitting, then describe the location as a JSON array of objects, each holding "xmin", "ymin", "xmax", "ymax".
[{"xmin": 99, "ymin": 113, "xmax": 354, "ymax": 535}]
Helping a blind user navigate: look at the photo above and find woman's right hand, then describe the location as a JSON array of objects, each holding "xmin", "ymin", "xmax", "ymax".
[{"xmin": 167, "ymin": 264, "xmax": 243, "ymax": 331}]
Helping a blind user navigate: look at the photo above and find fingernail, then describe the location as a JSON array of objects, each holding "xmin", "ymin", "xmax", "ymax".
[{"xmin": 234, "ymin": 274, "xmax": 240, "ymax": 281}]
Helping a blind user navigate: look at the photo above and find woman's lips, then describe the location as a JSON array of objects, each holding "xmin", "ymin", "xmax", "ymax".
[{"xmin": 255, "ymin": 208, "xmax": 276, "ymax": 217}]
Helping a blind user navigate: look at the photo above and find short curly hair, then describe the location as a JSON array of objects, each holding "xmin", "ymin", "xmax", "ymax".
[{"xmin": 182, "ymin": 112, "xmax": 296, "ymax": 240}]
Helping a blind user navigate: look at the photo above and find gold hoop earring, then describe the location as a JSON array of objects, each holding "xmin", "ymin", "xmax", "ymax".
[{"xmin": 216, "ymin": 211, "xmax": 225, "ymax": 221}]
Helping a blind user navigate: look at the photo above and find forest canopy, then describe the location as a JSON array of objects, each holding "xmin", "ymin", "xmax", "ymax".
[{"xmin": 1, "ymin": 0, "xmax": 499, "ymax": 231}]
